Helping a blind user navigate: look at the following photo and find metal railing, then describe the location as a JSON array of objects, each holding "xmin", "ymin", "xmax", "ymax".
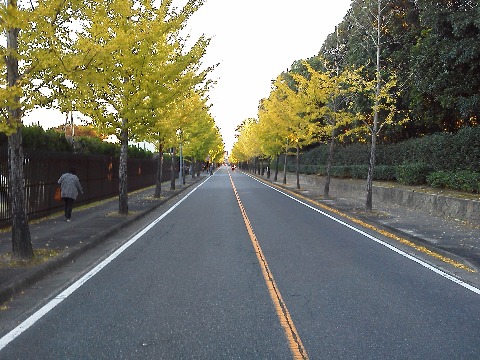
[{"xmin": 0, "ymin": 151, "xmax": 173, "ymax": 228}]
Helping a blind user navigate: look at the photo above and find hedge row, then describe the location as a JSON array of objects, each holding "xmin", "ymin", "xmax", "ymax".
[
  {"xmin": 285, "ymin": 163, "xmax": 480, "ymax": 193},
  {"xmin": 427, "ymin": 171, "xmax": 480, "ymax": 193},
  {"xmin": 300, "ymin": 126, "xmax": 480, "ymax": 172},
  {"xmin": 14, "ymin": 125, "xmax": 154, "ymax": 159},
  {"xmin": 288, "ymin": 164, "xmax": 397, "ymax": 181},
  {"xmin": 281, "ymin": 127, "xmax": 480, "ymax": 193}
]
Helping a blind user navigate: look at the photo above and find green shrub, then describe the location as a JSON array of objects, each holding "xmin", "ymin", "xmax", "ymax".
[
  {"xmin": 334, "ymin": 143, "xmax": 370, "ymax": 165},
  {"xmin": 426, "ymin": 171, "xmax": 450, "ymax": 189},
  {"xmin": 343, "ymin": 165, "xmax": 396, "ymax": 181},
  {"xmin": 128, "ymin": 145, "xmax": 154, "ymax": 159},
  {"xmin": 454, "ymin": 171, "xmax": 480, "ymax": 193},
  {"xmin": 396, "ymin": 163, "xmax": 433, "ymax": 185},
  {"xmin": 316, "ymin": 165, "xmax": 327, "ymax": 176},
  {"xmin": 23, "ymin": 125, "xmax": 72, "ymax": 152},
  {"xmin": 300, "ymin": 145, "xmax": 329, "ymax": 165},
  {"xmin": 330, "ymin": 166, "xmax": 352, "ymax": 178},
  {"xmin": 281, "ymin": 126, "xmax": 480, "ymax": 193},
  {"xmin": 20, "ymin": 125, "xmax": 154, "ymax": 158},
  {"xmin": 300, "ymin": 126, "xmax": 480, "ymax": 173},
  {"xmin": 309, "ymin": 165, "xmax": 319, "ymax": 175},
  {"xmin": 286, "ymin": 164, "xmax": 296, "ymax": 172},
  {"xmin": 75, "ymin": 136, "xmax": 119, "ymax": 155},
  {"xmin": 297, "ymin": 165, "xmax": 308, "ymax": 174},
  {"xmin": 427, "ymin": 171, "xmax": 480, "ymax": 193},
  {"xmin": 374, "ymin": 165, "xmax": 397, "ymax": 181},
  {"xmin": 351, "ymin": 165, "xmax": 368, "ymax": 179}
]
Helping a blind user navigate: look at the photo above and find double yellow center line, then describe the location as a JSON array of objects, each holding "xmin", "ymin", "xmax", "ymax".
[{"xmin": 228, "ymin": 172, "xmax": 309, "ymax": 360}]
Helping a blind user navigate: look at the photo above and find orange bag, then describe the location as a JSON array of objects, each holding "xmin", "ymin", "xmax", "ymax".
[{"xmin": 54, "ymin": 187, "xmax": 62, "ymax": 202}]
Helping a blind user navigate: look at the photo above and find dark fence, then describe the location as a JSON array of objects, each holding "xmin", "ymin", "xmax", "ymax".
[{"xmin": 0, "ymin": 151, "xmax": 173, "ymax": 228}]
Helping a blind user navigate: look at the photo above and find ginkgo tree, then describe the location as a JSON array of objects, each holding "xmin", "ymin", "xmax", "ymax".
[
  {"xmin": 263, "ymin": 73, "xmax": 319, "ymax": 188},
  {"xmin": 345, "ymin": 0, "xmax": 409, "ymax": 211},
  {"xmin": 163, "ymin": 87, "xmax": 211, "ymax": 189},
  {"xmin": 260, "ymin": 79, "xmax": 294, "ymax": 185},
  {"xmin": 141, "ymin": 67, "xmax": 213, "ymax": 196},
  {"xmin": 231, "ymin": 118, "xmax": 262, "ymax": 172},
  {"xmin": 143, "ymin": 98, "xmax": 179, "ymax": 197},
  {"xmin": 0, "ymin": 0, "xmax": 213, "ymax": 258},
  {"xmin": 256, "ymin": 99, "xmax": 285, "ymax": 181},
  {"xmin": 181, "ymin": 96, "xmax": 220, "ymax": 178},
  {"xmin": 207, "ymin": 133, "xmax": 224, "ymax": 166},
  {"xmin": 72, "ymin": 0, "xmax": 208, "ymax": 214},
  {"xmin": 0, "ymin": 0, "xmax": 87, "ymax": 259},
  {"xmin": 291, "ymin": 60, "xmax": 353, "ymax": 197},
  {"xmin": 345, "ymin": 66, "xmax": 407, "ymax": 210}
]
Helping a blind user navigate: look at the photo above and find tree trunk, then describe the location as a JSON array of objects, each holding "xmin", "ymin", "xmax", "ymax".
[
  {"xmin": 266, "ymin": 157, "xmax": 271, "ymax": 179},
  {"xmin": 283, "ymin": 140, "xmax": 288, "ymax": 185},
  {"xmin": 170, "ymin": 148, "xmax": 176, "ymax": 190},
  {"xmin": 179, "ymin": 143, "xmax": 185, "ymax": 185},
  {"xmin": 118, "ymin": 120, "xmax": 128, "ymax": 215},
  {"xmin": 9, "ymin": 129, "xmax": 33, "ymax": 259},
  {"xmin": 366, "ymin": 0, "xmax": 382, "ymax": 212},
  {"xmin": 366, "ymin": 132, "xmax": 377, "ymax": 211},
  {"xmin": 274, "ymin": 155, "xmax": 279, "ymax": 182},
  {"xmin": 154, "ymin": 142, "xmax": 164, "ymax": 198},
  {"xmin": 296, "ymin": 143, "xmax": 300, "ymax": 189},
  {"xmin": 6, "ymin": 8, "xmax": 33, "ymax": 259},
  {"xmin": 326, "ymin": 25, "xmax": 340, "ymax": 198},
  {"xmin": 324, "ymin": 128, "xmax": 336, "ymax": 198}
]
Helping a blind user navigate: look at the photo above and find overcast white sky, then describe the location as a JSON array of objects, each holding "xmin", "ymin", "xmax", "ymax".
[
  {"xmin": 24, "ymin": 0, "xmax": 353, "ymax": 152},
  {"xmin": 182, "ymin": 0, "xmax": 352, "ymax": 152}
]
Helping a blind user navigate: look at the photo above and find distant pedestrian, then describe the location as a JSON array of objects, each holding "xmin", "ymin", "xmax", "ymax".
[{"xmin": 58, "ymin": 167, "xmax": 83, "ymax": 222}]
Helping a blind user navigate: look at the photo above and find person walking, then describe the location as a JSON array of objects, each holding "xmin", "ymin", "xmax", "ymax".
[{"xmin": 58, "ymin": 167, "xmax": 83, "ymax": 222}]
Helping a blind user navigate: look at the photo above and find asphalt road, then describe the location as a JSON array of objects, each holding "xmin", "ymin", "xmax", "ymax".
[{"xmin": 1, "ymin": 166, "xmax": 480, "ymax": 359}]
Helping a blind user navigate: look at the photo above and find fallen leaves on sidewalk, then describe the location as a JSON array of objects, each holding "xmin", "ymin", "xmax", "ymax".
[{"xmin": 0, "ymin": 249, "xmax": 61, "ymax": 268}]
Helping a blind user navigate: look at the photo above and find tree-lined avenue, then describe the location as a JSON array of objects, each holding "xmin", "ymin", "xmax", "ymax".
[{"xmin": 1, "ymin": 166, "xmax": 479, "ymax": 359}]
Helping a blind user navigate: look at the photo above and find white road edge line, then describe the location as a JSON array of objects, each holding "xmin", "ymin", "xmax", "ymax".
[
  {"xmin": 0, "ymin": 177, "xmax": 210, "ymax": 352},
  {"xmin": 247, "ymin": 174, "xmax": 480, "ymax": 296}
]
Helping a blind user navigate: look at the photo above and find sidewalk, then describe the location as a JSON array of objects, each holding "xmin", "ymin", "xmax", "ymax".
[{"xmin": 0, "ymin": 176, "xmax": 205, "ymax": 305}]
